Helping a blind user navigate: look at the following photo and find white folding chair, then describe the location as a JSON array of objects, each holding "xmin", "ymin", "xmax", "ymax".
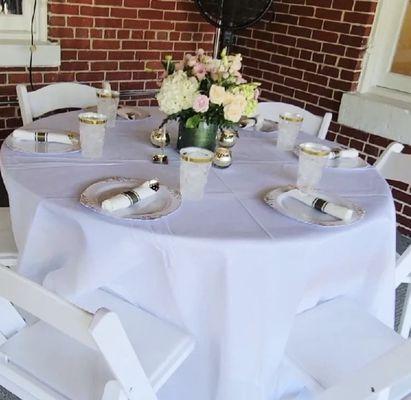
[
  {"xmin": 256, "ymin": 102, "xmax": 332, "ymax": 140},
  {"xmin": 282, "ymin": 297, "xmax": 411, "ymax": 400},
  {"xmin": 0, "ymin": 264, "xmax": 194, "ymax": 400},
  {"xmin": 375, "ymin": 142, "xmax": 411, "ymax": 338},
  {"xmin": 0, "ymin": 208, "xmax": 17, "ymax": 268},
  {"xmin": 16, "ymin": 82, "xmax": 98, "ymax": 125}
]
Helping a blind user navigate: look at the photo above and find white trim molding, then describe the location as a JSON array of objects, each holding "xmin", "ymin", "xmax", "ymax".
[{"xmin": 338, "ymin": 0, "xmax": 411, "ymax": 144}]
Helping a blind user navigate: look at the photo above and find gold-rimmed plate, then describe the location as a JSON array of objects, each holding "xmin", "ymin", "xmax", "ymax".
[
  {"xmin": 5, "ymin": 132, "xmax": 80, "ymax": 154},
  {"xmin": 264, "ymin": 185, "xmax": 365, "ymax": 227},
  {"xmin": 80, "ymin": 177, "xmax": 181, "ymax": 221}
]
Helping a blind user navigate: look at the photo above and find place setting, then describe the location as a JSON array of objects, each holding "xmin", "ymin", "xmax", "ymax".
[
  {"xmin": 264, "ymin": 142, "xmax": 366, "ymax": 227},
  {"xmin": 5, "ymin": 128, "xmax": 81, "ymax": 154}
]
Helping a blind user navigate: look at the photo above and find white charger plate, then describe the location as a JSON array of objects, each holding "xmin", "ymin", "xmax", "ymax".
[
  {"xmin": 80, "ymin": 177, "xmax": 181, "ymax": 221},
  {"xmin": 293, "ymin": 146, "xmax": 367, "ymax": 169},
  {"xmin": 264, "ymin": 185, "xmax": 365, "ymax": 227},
  {"xmin": 5, "ymin": 133, "xmax": 80, "ymax": 154}
]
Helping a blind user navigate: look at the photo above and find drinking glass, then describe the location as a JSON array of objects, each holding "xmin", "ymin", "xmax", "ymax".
[
  {"xmin": 78, "ymin": 112, "xmax": 107, "ymax": 159},
  {"xmin": 96, "ymin": 89, "xmax": 119, "ymax": 128},
  {"xmin": 277, "ymin": 112, "xmax": 304, "ymax": 151},
  {"xmin": 297, "ymin": 142, "xmax": 331, "ymax": 191},
  {"xmin": 180, "ymin": 147, "xmax": 214, "ymax": 200}
]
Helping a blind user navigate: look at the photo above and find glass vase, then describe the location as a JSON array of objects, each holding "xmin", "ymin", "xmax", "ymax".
[{"xmin": 177, "ymin": 121, "xmax": 218, "ymax": 152}]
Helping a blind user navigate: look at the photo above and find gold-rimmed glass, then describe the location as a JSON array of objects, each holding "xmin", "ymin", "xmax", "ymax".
[
  {"xmin": 78, "ymin": 112, "xmax": 107, "ymax": 158},
  {"xmin": 96, "ymin": 89, "xmax": 120, "ymax": 128},
  {"xmin": 180, "ymin": 147, "xmax": 214, "ymax": 200},
  {"xmin": 297, "ymin": 142, "xmax": 331, "ymax": 191},
  {"xmin": 277, "ymin": 112, "xmax": 304, "ymax": 151}
]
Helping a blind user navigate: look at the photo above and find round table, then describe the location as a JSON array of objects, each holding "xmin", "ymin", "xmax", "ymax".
[{"xmin": 0, "ymin": 109, "xmax": 397, "ymax": 400}]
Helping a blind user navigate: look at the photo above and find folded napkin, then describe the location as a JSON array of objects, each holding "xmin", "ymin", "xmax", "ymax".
[
  {"xmin": 240, "ymin": 116, "xmax": 263, "ymax": 130},
  {"xmin": 12, "ymin": 129, "xmax": 78, "ymax": 145},
  {"xmin": 288, "ymin": 189, "xmax": 354, "ymax": 221},
  {"xmin": 329, "ymin": 147, "xmax": 359, "ymax": 160},
  {"xmin": 102, "ymin": 179, "xmax": 160, "ymax": 212}
]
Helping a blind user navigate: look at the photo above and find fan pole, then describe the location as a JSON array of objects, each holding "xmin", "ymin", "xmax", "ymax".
[{"xmin": 213, "ymin": 26, "xmax": 221, "ymax": 58}]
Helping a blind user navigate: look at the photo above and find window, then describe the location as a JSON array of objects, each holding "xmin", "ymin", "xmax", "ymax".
[
  {"xmin": 0, "ymin": 0, "xmax": 60, "ymax": 67},
  {"xmin": 371, "ymin": 0, "xmax": 411, "ymax": 95},
  {"xmin": 1, "ymin": 0, "xmax": 23, "ymax": 14},
  {"xmin": 338, "ymin": 0, "xmax": 411, "ymax": 145},
  {"xmin": 0, "ymin": 0, "xmax": 46, "ymax": 41}
]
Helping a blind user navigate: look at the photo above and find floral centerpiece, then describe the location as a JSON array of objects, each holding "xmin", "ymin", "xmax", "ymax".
[{"xmin": 156, "ymin": 48, "xmax": 260, "ymax": 151}]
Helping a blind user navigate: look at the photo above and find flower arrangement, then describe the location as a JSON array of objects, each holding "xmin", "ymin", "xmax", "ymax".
[{"xmin": 156, "ymin": 48, "xmax": 260, "ymax": 130}]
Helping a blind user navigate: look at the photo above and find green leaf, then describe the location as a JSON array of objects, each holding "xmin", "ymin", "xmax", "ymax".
[{"xmin": 186, "ymin": 114, "xmax": 202, "ymax": 129}]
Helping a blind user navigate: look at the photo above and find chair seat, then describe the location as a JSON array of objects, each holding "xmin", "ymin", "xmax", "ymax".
[
  {"xmin": 285, "ymin": 297, "xmax": 404, "ymax": 390},
  {"xmin": 0, "ymin": 288, "xmax": 194, "ymax": 400},
  {"xmin": 0, "ymin": 208, "xmax": 17, "ymax": 259}
]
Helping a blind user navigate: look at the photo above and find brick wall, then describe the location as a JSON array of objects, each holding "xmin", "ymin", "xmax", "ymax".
[
  {"xmin": 234, "ymin": 0, "xmax": 411, "ymax": 235},
  {"xmin": 0, "ymin": 0, "xmax": 215, "ymax": 138}
]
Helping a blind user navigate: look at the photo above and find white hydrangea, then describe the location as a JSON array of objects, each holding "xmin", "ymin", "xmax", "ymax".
[{"xmin": 156, "ymin": 71, "xmax": 199, "ymax": 115}]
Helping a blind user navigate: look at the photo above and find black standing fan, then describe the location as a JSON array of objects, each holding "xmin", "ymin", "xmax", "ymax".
[{"xmin": 195, "ymin": 0, "xmax": 273, "ymax": 56}]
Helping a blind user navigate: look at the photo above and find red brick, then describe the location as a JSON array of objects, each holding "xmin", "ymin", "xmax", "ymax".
[
  {"xmin": 332, "ymin": 0, "xmax": 354, "ymax": 10},
  {"xmin": 354, "ymin": 1, "xmax": 378, "ymax": 13},
  {"xmin": 138, "ymin": 9, "xmax": 163, "ymax": 19},
  {"xmin": 49, "ymin": 3, "xmax": 79, "ymax": 15},
  {"xmin": 344, "ymin": 11, "xmax": 374, "ymax": 25},
  {"xmin": 289, "ymin": 5, "xmax": 315, "ymax": 16},
  {"xmin": 60, "ymin": 39, "xmax": 90, "ymax": 49},
  {"xmin": 315, "ymin": 8, "xmax": 342, "ymax": 21},
  {"xmin": 80, "ymin": 6, "xmax": 109, "ymax": 16},
  {"xmin": 111, "ymin": 8, "xmax": 137, "ymax": 18},
  {"xmin": 93, "ymin": 39, "xmax": 120, "ymax": 49}
]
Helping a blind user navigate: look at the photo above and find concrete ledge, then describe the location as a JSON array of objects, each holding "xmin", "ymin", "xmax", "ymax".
[
  {"xmin": 0, "ymin": 40, "xmax": 60, "ymax": 67},
  {"xmin": 338, "ymin": 90, "xmax": 411, "ymax": 146}
]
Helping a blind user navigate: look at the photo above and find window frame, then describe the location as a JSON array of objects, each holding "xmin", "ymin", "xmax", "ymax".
[{"xmin": 359, "ymin": 0, "xmax": 411, "ymax": 94}]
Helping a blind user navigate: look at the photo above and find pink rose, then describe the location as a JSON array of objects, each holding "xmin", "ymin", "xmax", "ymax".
[
  {"xmin": 193, "ymin": 63, "xmax": 206, "ymax": 81},
  {"xmin": 193, "ymin": 94, "xmax": 210, "ymax": 113}
]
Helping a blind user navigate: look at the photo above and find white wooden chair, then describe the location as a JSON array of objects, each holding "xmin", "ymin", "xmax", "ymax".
[
  {"xmin": 282, "ymin": 297, "xmax": 411, "ymax": 400},
  {"xmin": 256, "ymin": 102, "xmax": 332, "ymax": 140},
  {"xmin": 0, "ymin": 208, "xmax": 18, "ymax": 268},
  {"xmin": 0, "ymin": 264, "xmax": 194, "ymax": 400},
  {"xmin": 375, "ymin": 142, "xmax": 411, "ymax": 338},
  {"xmin": 16, "ymin": 82, "xmax": 98, "ymax": 125}
]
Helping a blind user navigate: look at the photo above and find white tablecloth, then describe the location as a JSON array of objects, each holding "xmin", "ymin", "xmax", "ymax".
[{"xmin": 0, "ymin": 109, "xmax": 397, "ymax": 400}]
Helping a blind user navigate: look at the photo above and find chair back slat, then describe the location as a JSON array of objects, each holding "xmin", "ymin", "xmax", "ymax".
[
  {"xmin": 316, "ymin": 339, "xmax": 411, "ymax": 400},
  {"xmin": 0, "ymin": 265, "xmax": 96, "ymax": 350},
  {"xmin": 17, "ymin": 83, "xmax": 97, "ymax": 125},
  {"xmin": 256, "ymin": 102, "xmax": 332, "ymax": 139},
  {"xmin": 375, "ymin": 142, "xmax": 411, "ymax": 185},
  {"xmin": 90, "ymin": 309, "xmax": 157, "ymax": 400}
]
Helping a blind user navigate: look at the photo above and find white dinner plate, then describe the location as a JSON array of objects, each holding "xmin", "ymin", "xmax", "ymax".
[
  {"xmin": 264, "ymin": 185, "xmax": 365, "ymax": 227},
  {"xmin": 293, "ymin": 146, "xmax": 368, "ymax": 169},
  {"xmin": 5, "ymin": 133, "xmax": 80, "ymax": 154},
  {"xmin": 80, "ymin": 177, "xmax": 181, "ymax": 221}
]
